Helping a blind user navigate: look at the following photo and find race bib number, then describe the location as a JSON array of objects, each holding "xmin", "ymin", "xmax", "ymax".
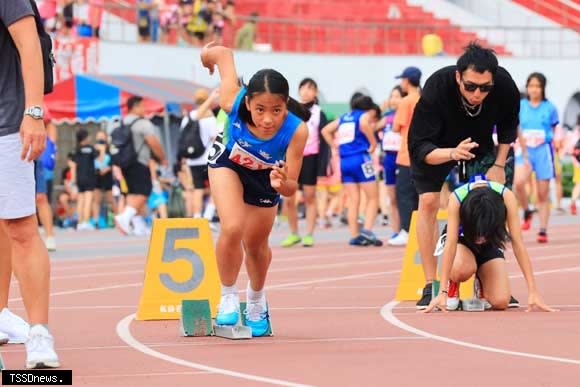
[
  {"xmin": 228, "ymin": 142, "xmax": 275, "ymax": 171},
  {"xmin": 361, "ymin": 160, "xmax": 375, "ymax": 178},
  {"xmin": 207, "ymin": 135, "xmax": 226, "ymax": 164},
  {"xmin": 382, "ymin": 131, "xmax": 401, "ymax": 151},
  {"xmin": 337, "ymin": 122, "xmax": 356, "ymax": 145},
  {"xmin": 523, "ymin": 129, "xmax": 546, "ymax": 148}
]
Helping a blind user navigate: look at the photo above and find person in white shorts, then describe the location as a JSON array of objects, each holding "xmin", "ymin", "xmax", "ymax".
[{"xmin": 0, "ymin": 0, "xmax": 60, "ymax": 368}]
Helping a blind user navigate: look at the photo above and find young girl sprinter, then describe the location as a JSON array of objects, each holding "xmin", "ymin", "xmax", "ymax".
[{"xmin": 201, "ymin": 44, "xmax": 309, "ymax": 336}]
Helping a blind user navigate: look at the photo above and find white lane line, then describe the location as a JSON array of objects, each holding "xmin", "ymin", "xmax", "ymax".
[
  {"xmin": 8, "ymin": 283, "xmax": 142, "ymax": 303},
  {"xmin": 380, "ymin": 301, "xmax": 580, "ymax": 365},
  {"xmin": 115, "ymin": 269, "xmax": 399, "ymax": 386},
  {"xmin": 116, "ymin": 314, "xmax": 313, "ymax": 387}
]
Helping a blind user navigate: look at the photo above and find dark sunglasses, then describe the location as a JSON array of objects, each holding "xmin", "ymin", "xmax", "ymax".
[{"xmin": 461, "ymin": 78, "xmax": 494, "ymax": 93}]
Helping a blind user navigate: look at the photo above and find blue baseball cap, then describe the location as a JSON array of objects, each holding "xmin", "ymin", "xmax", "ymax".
[{"xmin": 395, "ymin": 66, "xmax": 422, "ymax": 83}]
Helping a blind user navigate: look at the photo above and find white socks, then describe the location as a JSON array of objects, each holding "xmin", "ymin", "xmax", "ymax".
[
  {"xmin": 203, "ymin": 203, "xmax": 216, "ymax": 220},
  {"xmin": 221, "ymin": 283, "xmax": 238, "ymax": 296},
  {"xmin": 247, "ymin": 282, "xmax": 266, "ymax": 307},
  {"xmin": 121, "ymin": 206, "xmax": 137, "ymax": 221}
]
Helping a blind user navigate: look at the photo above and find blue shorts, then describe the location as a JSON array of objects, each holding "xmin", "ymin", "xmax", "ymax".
[
  {"xmin": 340, "ymin": 152, "xmax": 376, "ymax": 184},
  {"xmin": 34, "ymin": 160, "xmax": 47, "ymax": 194},
  {"xmin": 382, "ymin": 151, "xmax": 397, "ymax": 185},
  {"xmin": 208, "ymin": 145, "xmax": 280, "ymax": 208},
  {"xmin": 515, "ymin": 143, "xmax": 555, "ymax": 180}
]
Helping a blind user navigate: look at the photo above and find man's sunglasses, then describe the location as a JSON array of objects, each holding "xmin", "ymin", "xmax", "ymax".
[{"xmin": 461, "ymin": 79, "xmax": 494, "ymax": 93}]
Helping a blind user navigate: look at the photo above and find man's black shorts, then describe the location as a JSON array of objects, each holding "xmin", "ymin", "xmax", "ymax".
[{"xmin": 122, "ymin": 162, "xmax": 152, "ymax": 197}]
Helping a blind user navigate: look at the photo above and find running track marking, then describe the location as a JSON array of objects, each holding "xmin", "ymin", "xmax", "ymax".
[
  {"xmin": 117, "ymin": 314, "xmax": 312, "ymax": 387},
  {"xmin": 381, "ymin": 266, "xmax": 580, "ymax": 366}
]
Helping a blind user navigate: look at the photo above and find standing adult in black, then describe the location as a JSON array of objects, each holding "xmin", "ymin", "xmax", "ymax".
[{"xmin": 408, "ymin": 42, "xmax": 520, "ymax": 309}]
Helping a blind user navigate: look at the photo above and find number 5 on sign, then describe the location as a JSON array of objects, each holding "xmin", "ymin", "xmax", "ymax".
[{"xmin": 136, "ymin": 218, "xmax": 220, "ymax": 320}]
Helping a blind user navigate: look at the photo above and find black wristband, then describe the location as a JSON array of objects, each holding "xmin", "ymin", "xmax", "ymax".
[
  {"xmin": 493, "ymin": 163, "xmax": 505, "ymax": 169},
  {"xmin": 441, "ymin": 290, "xmax": 448, "ymax": 294}
]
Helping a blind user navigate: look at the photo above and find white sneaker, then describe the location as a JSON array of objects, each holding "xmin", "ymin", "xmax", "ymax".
[
  {"xmin": 388, "ymin": 229, "xmax": 409, "ymax": 246},
  {"xmin": 25, "ymin": 325, "xmax": 60, "ymax": 369},
  {"xmin": 114, "ymin": 215, "xmax": 132, "ymax": 235},
  {"xmin": 0, "ymin": 308, "xmax": 30, "ymax": 344},
  {"xmin": 45, "ymin": 236, "xmax": 57, "ymax": 252},
  {"xmin": 0, "ymin": 331, "xmax": 8, "ymax": 345}
]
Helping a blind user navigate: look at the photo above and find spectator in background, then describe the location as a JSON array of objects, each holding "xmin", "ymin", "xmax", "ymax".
[
  {"xmin": 71, "ymin": 129, "xmax": 97, "ymax": 231},
  {"xmin": 388, "ymin": 67, "xmax": 422, "ymax": 247},
  {"xmin": 38, "ymin": 0, "xmax": 58, "ymax": 32},
  {"xmin": 181, "ymin": 88, "xmax": 219, "ymax": 221},
  {"xmin": 569, "ymin": 115, "xmax": 580, "ymax": 215},
  {"xmin": 39, "ymin": 104, "xmax": 57, "ymax": 203},
  {"xmin": 114, "ymin": 96, "xmax": 167, "ymax": 236},
  {"xmin": 92, "ymin": 130, "xmax": 115, "ymax": 229},
  {"xmin": 34, "ymin": 159, "xmax": 57, "ymax": 251},
  {"xmin": 137, "ymin": 0, "xmax": 160, "ymax": 42},
  {"xmin": 234, "ymin": 11, "xmax": 257, "ymax": 50},
  {"xmin": 88, "ymin": 0, "xmax": 103, "ymax": 38}
]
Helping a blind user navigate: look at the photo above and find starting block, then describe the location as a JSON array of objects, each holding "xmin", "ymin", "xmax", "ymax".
[
  {"xmin": 180, "ymin": 299, "xmax": 213, "ymax": 337},
  {"xmin": 180, "ymin": 299, "xmax": 273, "ymax": 339}
]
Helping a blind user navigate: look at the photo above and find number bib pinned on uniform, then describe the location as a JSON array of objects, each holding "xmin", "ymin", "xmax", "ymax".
[
  {"xmin": 337, "ymin": 122, "xmax": 356, "ymax": 145},
  {"xmin": 382, "ymin": 131, "xmax": 401, "ymax": 152},
  {"xmin": 523, "ymin": 129, "xmax": 546, "ymax": 148},
  {"xmin": 229, "ymin": 142, "xmax": 275, "ymax": 171}
]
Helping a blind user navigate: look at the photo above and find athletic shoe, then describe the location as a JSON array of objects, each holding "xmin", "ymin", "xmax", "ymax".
[
  {"xmin": 434, "ymin": 232, "xmax": 447, "ymax": 256},
  {"xmin": 243, "ymin": 299, "xmax": 270, "ymax": 337},
  {"xmin": 446, "ymin": 281, "xmax": 461, "ymax": 311},
  {"xmin": 44, "ymin": 236, "xmax": 56, "ymax": 252},
  {"xmin": 0, "ymin": 308, "xmax": 30, "ymax": 344},
  {"xmin": 215, "ymin": 293, "xmax": 240, "ymax": 326},
  {"xmin": 360, "ymin": 229, "xmax": 383, "ymax": 246},
  {"xmin": 280, "ymin": 234, "xmax": 301, "ymax": 247},
  {"xmin": 349, "ymin": 235, "xmax": 370, "ymax": 246},
  {"xmin": 474, "ymin": 276, "xmax": 492, "ymax": 310},
  {"xmin": 571, "ymin": 202, "xmax": 577, "ymax": 215},
  {"xmin": 302, "ymin": 235, "xmax": 314, "ymax": 247},
  {"xmin": 0, "ymin": 331, "xmax": 8, "ymax": 345},
  {"xmin": 114, "ymin": 214, "xmax": 132, "ymax": 236},
  {"xmin": 508, "ymin": 295, "xmax": 520, "ymax": 308},
  {"xmin": 388, "ymin": 229, "xmax": 408, "ymax": 246},
  {"xmin": 416, "ymin": 283, "xmax": 433, "ymax": 310},
  {"xmin": 537, "ymin": 231, "xmax": 548, "ymax": 243},
  {"xmin": 25, "ymin": 325, "xmax": 60, "ymax": 369},
  {"xmin": 521, "ymin": 210, "xmax": 533, "ymax": 231}
]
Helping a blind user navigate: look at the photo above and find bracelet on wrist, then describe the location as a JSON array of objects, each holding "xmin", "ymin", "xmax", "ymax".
[
  {"xmin": 493, "ymin": 163, "xmax": 505, "ymax": 169},
  {"xmin": 441, "ymin": 290, "xmax": 448, "ymax": 294}
]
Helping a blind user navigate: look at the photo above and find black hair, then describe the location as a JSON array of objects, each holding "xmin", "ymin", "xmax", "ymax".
[
  {"xmin": 349, "ymin": 92, "xmax": 365, "ymax": 109},
  {"xmin": 299, "ymin": 77, "xmax": 318, "ymax": 90},
  {"xmin": 238, "ymin": 69, "xmax": 311, "ymax": 125},
  {"xmin": 577, "ymin": 113, "xmax": 580, "ymax": 126},
  {"xmin": 408, "ymin": 77, "xmax": 421, "ymax": 88},
  {"xmin": 127, "ymin": 95, "xmax": 143, "ymax": 112},
  {"xmin": 460, "ymin": 187, "xmax": 510, "ymax": 251},
  {"xmin": 392, "ymin": 85, "xmax": 407, "ymax": 98},
  {"xmin": 457, "ymin": 42, "xmax": 498, "ymax": 76},
  {"xmin": 76, "ymin": 128, "xmax": 89, "ymax": 146},
  {"xmin": 351, "ymin": 95, "xmax": 381, "ymax": 119},
  {"xmin": 526, "ymin": 72, "xmax": 547, "ymax": 101}
]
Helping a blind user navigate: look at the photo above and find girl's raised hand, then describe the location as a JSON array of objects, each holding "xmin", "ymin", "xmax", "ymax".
[{"xmin": 200, "ymin": 42, "xmax": 217, "ymax": 75}]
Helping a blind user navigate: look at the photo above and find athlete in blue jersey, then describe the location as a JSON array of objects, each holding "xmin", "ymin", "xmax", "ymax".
[
  {"xmin": 201, "ymin": 44, "xmax": 309, "ymax": 336},
  {"xmin": 423, "ymin": 177, "xmax": 555, "ymax": 313},
  {"xmin": 514, "ymin": 73, "xmax": 559, "ymax": 243},
  {"xmin": 322, "ymin": 95, "xmax": 382, "ymax": 246}
]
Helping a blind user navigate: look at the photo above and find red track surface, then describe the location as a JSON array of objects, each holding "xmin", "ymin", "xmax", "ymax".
[{"xmin": 2, "ymin": 220, "xmax": 579, "ymax": 386}]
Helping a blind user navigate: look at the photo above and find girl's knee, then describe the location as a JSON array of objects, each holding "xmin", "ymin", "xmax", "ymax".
[{"xmin": 489, "ymin": 294, "xmax": 510, "ymax": 310}]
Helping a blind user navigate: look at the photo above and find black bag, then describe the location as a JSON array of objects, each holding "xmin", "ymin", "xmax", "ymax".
[
  {"xmin": 574, "ymin": 139, "xmax": 580, "ymax": 163},
  {"xmin": 178, "ymin": 117, "xmax": 206, "ymax": 160},
  {"xmin": 110, "ymin": 119, "xmax": 143, "ymax": 168},
  {"xmin": 28, "ymin": 0, "xmax": 55, "ymax": 95}
]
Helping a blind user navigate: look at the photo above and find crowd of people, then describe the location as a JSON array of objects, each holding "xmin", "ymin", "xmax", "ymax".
[{"xmin": 35, "ymin": 0, "xmax": 259, "ymax": 50}]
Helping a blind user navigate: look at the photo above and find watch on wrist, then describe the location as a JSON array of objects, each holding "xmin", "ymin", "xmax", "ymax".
[{"xmin": 23, "ymin": 105, "xmax": 44, "ymax": 120}]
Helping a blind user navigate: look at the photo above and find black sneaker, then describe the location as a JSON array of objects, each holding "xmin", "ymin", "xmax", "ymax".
[
  {"xmin": 416, "ymin": 284, "xmax": 433, "ymax": 310},
  {"xmin": 508, "ymin": 295, "xmax": 519, "ymax": 308}
]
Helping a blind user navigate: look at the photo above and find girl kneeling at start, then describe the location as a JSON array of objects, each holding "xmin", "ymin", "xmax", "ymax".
[
  {"xmin": 423, "ymin": 177, "xmax": 556, "ymax": 313},
  {"xmin": 201, "ymin": 44, "xmax": 309, "ymax": 335}
]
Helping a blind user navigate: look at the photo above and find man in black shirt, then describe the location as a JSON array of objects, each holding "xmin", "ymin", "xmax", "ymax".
[{"xmin": 408, "ymin": 42, "xmax": 520, "ymax": 309}]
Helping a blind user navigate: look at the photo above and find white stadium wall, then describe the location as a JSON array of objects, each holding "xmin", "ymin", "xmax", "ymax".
[{"xmin": 98, "ymin": 41, "xmax": 580, "ymax": 128}]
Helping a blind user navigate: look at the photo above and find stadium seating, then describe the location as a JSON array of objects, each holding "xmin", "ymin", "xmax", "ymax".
[{"xmin": 511, "ymin": 0, "xmax": 580, "ymax": 32}]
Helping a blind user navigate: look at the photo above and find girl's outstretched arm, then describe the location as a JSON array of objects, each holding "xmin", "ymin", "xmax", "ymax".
[
  {"xmin": 200, "ymin": 43, "xmax": 240, "ymax": 113},
  {"xmin": 505, "ymin": 189, "xmax": 557, "ymax": 312}
]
